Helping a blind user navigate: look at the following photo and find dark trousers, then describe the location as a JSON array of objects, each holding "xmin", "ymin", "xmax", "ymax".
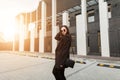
[{"xmin": 52, "ymin": 66, "xmax": 66, "ymax": 80}]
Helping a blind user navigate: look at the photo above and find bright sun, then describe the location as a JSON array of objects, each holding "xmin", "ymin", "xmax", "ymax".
[
  {"xmin": 0, "ymin": 14, "xmax": 17, "ymax": 42},
  {"xmin": 0, "ymin": 0, "xmax": 41, "ymax": 42},
  {"xmin": 3, "ymin": 27, "xmax": 15, "ymax": 42}
]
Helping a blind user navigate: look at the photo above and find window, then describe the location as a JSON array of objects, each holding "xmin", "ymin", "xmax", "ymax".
[
  {"xmin": 88, "ymin": 16, "xmax": 95, "ymax": 22},
  {"xmin": 108, "ymin": 12, "xmax": 112, "ymax": 19},
  {"xmin": 88, "ymin": 10, "xmax": 95, "ymax": 23},
  {"xmin": 108, "ymin": 4, "xmax": 112, "ymax": 19}
]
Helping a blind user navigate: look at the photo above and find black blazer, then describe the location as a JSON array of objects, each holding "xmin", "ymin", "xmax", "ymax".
[{"xmin": 54, "ymin": 32, "xmax": 71, "ymax": 68}]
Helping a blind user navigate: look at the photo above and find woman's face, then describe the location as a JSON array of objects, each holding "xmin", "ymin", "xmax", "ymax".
[{"xmin": 61, "ymin": 27, "xmax": 67, "ymax": 35}]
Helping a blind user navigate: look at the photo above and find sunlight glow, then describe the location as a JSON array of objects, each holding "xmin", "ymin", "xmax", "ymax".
[
  {"xmin": 0, "ymin": 15, "xmax": 16, "ymax": 42},
  {"xmin": 3, "ymin": 27, "xmax": 15, "ymax": 42},
  {"xmin": 0, "ymin": 0, "xmax": 41, "ymax": 42},
  {"xmin": 29, "ymin": 23, "xmax": 36, "ymax": 31}
]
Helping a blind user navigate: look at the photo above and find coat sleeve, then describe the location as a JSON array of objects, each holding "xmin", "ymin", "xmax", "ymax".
[{"xmin": 55, "ymin": 32, "xmax": 62, "ymax": 41}]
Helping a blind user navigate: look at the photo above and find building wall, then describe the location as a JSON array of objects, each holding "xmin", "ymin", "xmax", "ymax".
[
  {"xmin": 69, "ymin": 0, "xmax": 120, "ymax": 57},
  {"xmin": 6, "ymin": 0, "xmax": 120, "ymax": 57}
]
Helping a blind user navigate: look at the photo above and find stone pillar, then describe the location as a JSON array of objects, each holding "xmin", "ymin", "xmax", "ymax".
[
  {"xmin": 39, "ymin": 1, "xmax": 46, "ymax": 53},
  {"xmin": 35, "ymin": 6, "xmax": 39, "ymax": 38},
  {"xmin": 62, "ymin": 11, "xmax": 69, "ymax": 26},
  {"xmin": 29, "ymin": 23, "xmax": 35, "ymax": 52},
  {"xmin": 99, "ymin": 0, "xmax": 110, "ymax": 57},
  {"xmin": 25, "ymin": 13, "xmax": 28, "ymax": 39},
  {"xmin": 76, "ymin": 0, "xmax": 87, "ymax": 56},
  {"xmin": 52, "ymin": 0, "xmax": 57, "ymax": 53},
  {"xmin": 19, "ymin": 15, "xmax": 24, "ymax": 52}
]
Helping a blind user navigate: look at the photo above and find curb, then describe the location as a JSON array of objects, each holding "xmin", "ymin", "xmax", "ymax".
[
  {"xmin": 8, "ymin": 52, "xmax": 39, "ymax": 58},
  {"xmin": 41, "ymin": 57, "xmax": 86, "ymax": 64},
  {"xmin": 41, "ymin": 57, "xmax": 55, "ymax": 60},
  {"xmin": 97, "ymin": 63, "xmax": 120, "ymax": 69},
  {"xmin": 75, "ymin": 61, "xmax": 86, "ymax": 64}
]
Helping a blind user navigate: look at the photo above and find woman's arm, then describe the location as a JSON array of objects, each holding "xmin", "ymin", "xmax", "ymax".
[{"xmin": 55, "ymin": 32, "xmax": 62, "ymax": 41}]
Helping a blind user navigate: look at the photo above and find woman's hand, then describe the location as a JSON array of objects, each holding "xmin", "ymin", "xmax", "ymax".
[{"xmin": 61, "ymin": 27, "xmax": 67, "ymax": 35}]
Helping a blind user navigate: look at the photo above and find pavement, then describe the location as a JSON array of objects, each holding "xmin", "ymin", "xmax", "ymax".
[{"xmin": 0, "ymin": 51, "xmax": 120, "ymax": 80}]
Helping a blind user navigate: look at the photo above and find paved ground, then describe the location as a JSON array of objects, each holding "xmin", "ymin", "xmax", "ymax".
[{"xmin": 0, "ymin": 52, "xmax": 120, "ymax": 80}]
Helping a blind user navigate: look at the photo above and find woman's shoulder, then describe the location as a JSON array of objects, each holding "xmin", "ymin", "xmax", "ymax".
[{"xmin": 62, "ymin": 34, "xmax": 71, "ymax": 41}]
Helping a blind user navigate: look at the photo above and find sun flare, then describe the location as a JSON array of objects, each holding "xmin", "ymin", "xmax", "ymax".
[
  {"xmin": 3, "ymin": 27, "xmax": 15, "ymax": 42},
  {"xmin": 0, "ymin": 15, "xmax": 17, "ymax": 42},
  {"xmin": 0, "ymin": 0, "xmax": 41, "ymax": 42}
]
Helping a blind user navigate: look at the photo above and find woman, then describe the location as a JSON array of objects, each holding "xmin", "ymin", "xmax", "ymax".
[{"xmin": 52, "ymin": 25, "xmax": 72, "ymax": 80}]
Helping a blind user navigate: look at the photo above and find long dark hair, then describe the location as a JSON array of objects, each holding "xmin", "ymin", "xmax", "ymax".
[{"xmin": 60, "ymin": 25, "xmax": 72, "ymax": 42}]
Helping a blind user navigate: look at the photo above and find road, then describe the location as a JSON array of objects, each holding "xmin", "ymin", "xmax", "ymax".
[{"xmin": 0, "ymin": 53, "xmax": 120, "ymax": 80}]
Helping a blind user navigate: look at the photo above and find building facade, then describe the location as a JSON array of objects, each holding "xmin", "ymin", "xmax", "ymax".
[{"xmin": 2, "ymin": 0, "xmax": 119, "ymax": 58}]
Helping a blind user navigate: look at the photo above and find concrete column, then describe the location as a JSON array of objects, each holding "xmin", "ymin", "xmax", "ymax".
[
  {"xmin": 62, "ymin": 11, "xmax": 69, "ymax": 26},
  {"xmin": 12, "ymin": 34, "xmax": 15, "ymax": 51},
  {"xmin": 35, "ymin": 7, "xmax": 39, "ymax": 38},
  {"xmin": 30, "ymin": 23, "xmax": 35, "ymax": 52},
  {"xmin": 19, "ymin": 15, "xmax": 24, "ymax": 52},
  {"xmin": 76, "ymin": 0, "xmax": 87, "ymax": 56},
  {"xmin": 39, "ymin": 1, "xmax": 46, "ymax": 53},
  {"xmin": 52, "ymin": 0, "xmax": 57, "ymax": 53},
  {"xmin": 99, "ymin": 0, "xmax": 110, "ymax": 57},
  {"xmin": 29, "ymin": 12, "xmax": 35, "ymax": 52},
  {"xmin": 25, "ymin": 13, "xmax": 28, "ymax": 39}
]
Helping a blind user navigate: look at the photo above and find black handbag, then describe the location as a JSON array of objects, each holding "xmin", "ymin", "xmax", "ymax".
[
  {"xmin": 65, "ymin": 47, "xmax": 75, "ymax": 68},
  {"xmin": 65, "ymin": 58, "xmax": 75, "ymax": 68}
]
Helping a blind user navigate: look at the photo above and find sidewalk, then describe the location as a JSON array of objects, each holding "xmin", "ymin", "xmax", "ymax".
[
  {"xmin": 0, "ymin": 52, "xmax": 120, "ymax": 80},
  {"xmin": 0, "ymin": 51, "xmax": 120, "ymax": 66}
]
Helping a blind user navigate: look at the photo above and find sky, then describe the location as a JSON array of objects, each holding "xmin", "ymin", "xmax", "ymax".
[
  {"xmin": 0, "ymin": 0, "xmax": 41, "ymax": 16},
  {"xmin": 0, "ymin": 0, "xmax": 41, "ymax": 41}
]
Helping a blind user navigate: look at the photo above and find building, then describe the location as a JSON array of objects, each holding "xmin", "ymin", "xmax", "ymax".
[{"xmin": 13, "ymin": 0, "xmax": 120, "ymax": 58}]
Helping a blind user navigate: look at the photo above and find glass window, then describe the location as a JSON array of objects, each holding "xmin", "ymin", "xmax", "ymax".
[
  {"xmin": 108, "ymin": 12, "xmax": 112, "ymax": 19},
  {"xmin": 108, "ymin": 4, "xmax": 112, "ymax": 19},
  {"xmin": 88, "ymin": 10, "xmax": 95, "ymax": 23},
  {"xmin": 88, "ymin": 16, "xmax": 95, "ymax": 22}
]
